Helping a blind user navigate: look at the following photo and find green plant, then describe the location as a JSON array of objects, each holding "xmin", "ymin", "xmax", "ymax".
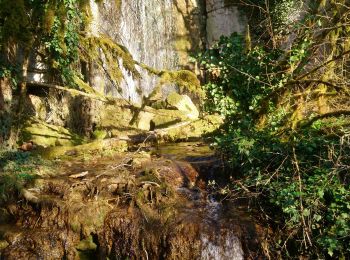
[
  {"xmin": 0, "ymin": 150, "xmax": 44, "ymax": 202},
  {"xmin": 197, "ymin": 1, "xmax": 350, "ymax": 257}
]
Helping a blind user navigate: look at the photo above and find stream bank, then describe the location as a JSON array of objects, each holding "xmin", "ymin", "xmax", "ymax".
[{"xmin": 0, "ymin": 142, "xmax": 263, "ymax": 259}]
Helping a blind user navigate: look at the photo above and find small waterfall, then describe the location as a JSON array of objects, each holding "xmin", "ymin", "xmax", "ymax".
[
  {"xmin": 201, "ymin": 232, "xmax": 244, "ymax": 260},
  {"xmin": 91, "ymin": 0, "xmax": 178, "ymax": 103},
  {"xmin": 201, "ymin": 197, "xmax": 245, "ymax": 260}
]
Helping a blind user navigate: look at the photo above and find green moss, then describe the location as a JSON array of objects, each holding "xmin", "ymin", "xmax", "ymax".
[
  {"xmin": 156, "ymin": 70, "xmax": 202, "ymax": 95},
  {"xmin": 21, "ymin": 118, "xmax": 84, "ymax": 147},
  {"xmin": 70, "ymin": 222, "xmax": 81, "ymax": 233},
  {"xmin": 150, "ymin": 100, "xmax": 167, "ymax": 109},
  {"xmin": 138, "ymin": 64, "xmax": 202, "ymax": 99},
  {"xmin": 152, "ymin": 109, "xmax": 189, "ymax": 129},
  {"xmin": 167, "ymin": 92, "xmax": 184, "ymax": 105},
  {"xmin": 160, "ymin": 115, "xmax": 223, "ymax": 141},
  {"xmin": 166, "ymin": 92, "xmax": 199, "ymax": 119},
  {"xmin": 98, "ymin": 101, "xmax": 144, "ymax": 135},
  {"xmin": 175, "ymin": 37, "xmax": 191, "ymax": 51},
  {"xmin": 76, "ymin": 235, "xmax": 97, "ymax": 251},
  {"xmin": 80, "ymin": 36, "xmax": 140, "ymax": 88},
  {"xmin": 37, "ymin": 139, "xmax": 128, "ymax": 159},
  {"xmin": 129, "ymin": 68, "xmax": 203, "ymax": 126},
  {"xmin": 92, "ymin": 129, "xmax": 108, "ymax": 140},
  {"xmin": 43, "ymin": 8, "xmax": 55, "ymax": 33},
  {"xmin": 0, "ymin": 240, "xmax": 9, "ymax": 250}
]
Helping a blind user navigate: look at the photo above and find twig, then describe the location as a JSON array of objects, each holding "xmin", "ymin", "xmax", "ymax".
[
  {"xmin": 296, "ymin": 50, "xmax": 350, "ymax": 80},
  {"xmin": 292, "ymin": 147, "xmax": 312, "ymax": 248},
  {"xmin": 140, "ymin": 181, "xmax": 161, "ymax": 188},
  {"xmin": 264, "ymin": 155, "xmax": 289, "ymax": 185},
  {"xmin": 227, "ymin": 65, "xmax": 274, "ymax": 88},
  {"xmin": 111, "ymin": 133, "xmax": 155, "ymax": 170}
]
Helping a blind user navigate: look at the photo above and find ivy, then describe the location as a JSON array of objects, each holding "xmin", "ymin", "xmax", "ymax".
[{"xmin": 197, "ymin": 1, "xmax": 350, "ymax": 258}]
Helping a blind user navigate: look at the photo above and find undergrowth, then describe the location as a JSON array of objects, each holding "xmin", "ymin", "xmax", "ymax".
[
  {"xmin": 0, "ymin": 150, "xmax": 46, "ymax": 203},
  {"xmin": 196, "ymin": 4, "xmax": 350, "ymax": 256}
]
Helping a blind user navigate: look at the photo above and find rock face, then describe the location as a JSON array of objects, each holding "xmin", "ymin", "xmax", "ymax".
[
  {"xmin": 18, "ymin": 0, "xmax": 241, "ymax": 148},
  {"xmin": 21, "ymin": 95, "xmax": 222, "ymax": 150},
  {"xmin": 90, "ymin": 0, "xmax": 180, "ymax": 103},
  {"xmin": 206, "ymin": 0, "xmax": 246, "ymax": 46},
  {"xmin": 28, "ymin": 95, "xmax": 47, "ymax": 121},
  {"xmin": 173, "ymin": 0, "xmax": 207, "ymax": 67},
  {"xmin": 27, "ymin": 1, "xmax": 246, "ymax": 103},
  {"xmin": 88, "ymin": 0, "xmax": 246, "ymax": 103}
]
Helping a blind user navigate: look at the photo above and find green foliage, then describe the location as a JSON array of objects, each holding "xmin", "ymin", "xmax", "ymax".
[
  {"xmin": 197, "ymin": 33, "xmax": 290, "ymax": 128},
  {"xmin": 230, "ymin": 130, "xmax": 350, "ymax": 258},
  {"xmin": 0, "ymin": 150, "xmax": 43, "ymax": 202},
  {"xmin": 270, "ymin": 0, "xmax": 303, "ymax": 33},
  {"xmin": 197, "ymin": 11, "xmax": 350, "ymax": 258},
  {"xmin": 0, "ymin": 66, "xmax": 18, "ymax": 87},
  {"xmin": 0, "ymin": 0, "xmax": 106, "ymax": 85},
  {"xmin": 42, "ymin": 0, "xmax": 82, "ymax": 83}
]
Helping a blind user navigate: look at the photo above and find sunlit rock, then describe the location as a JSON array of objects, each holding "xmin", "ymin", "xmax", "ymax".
[
  {"xmin": 166, "ymin": 92, "xmax": 199, "ymax": 119},
  {"xmin": 206, "ymin": 0, "xmax": 246, "ymax": 46},
  {"xmin": 136, "ymin": 111, "xmax": 154, "ymax": 131},
  {"xmin": 28, "ymin": 95, "xmax": 46, "ymax": 121}
]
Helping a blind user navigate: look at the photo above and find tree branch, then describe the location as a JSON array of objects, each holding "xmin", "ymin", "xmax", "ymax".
[
  {"xmin": 25, "ymin": 81, "xmax": 109, "ymax": 102},
  {"xmin": 296, "ymin": 50, "xmax": 350, "ymax": 80},
  {"xmin": 286, "ymin": 79, "xmax": 350, "ymax": 94},
  {"xmin": 300, "ymin": 110, "xmax": 350, "ymax": 129}
]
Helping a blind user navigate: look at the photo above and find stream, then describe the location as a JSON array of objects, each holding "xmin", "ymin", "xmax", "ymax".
[{"xmin": 0, "ymin": 142, "xmax": 261, "ymax": 259}]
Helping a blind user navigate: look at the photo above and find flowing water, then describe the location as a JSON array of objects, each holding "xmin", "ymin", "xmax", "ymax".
[
  {"xmin": 91, "ymin": 0, "xmax": 178, "ymax": 103},
  {"xmin": 154, "ymin": 142, "xmax": 255, "ymax": 260},
  {"xmin": 0, "ymin": 142, "xmax": 260, "ymax": 259}
]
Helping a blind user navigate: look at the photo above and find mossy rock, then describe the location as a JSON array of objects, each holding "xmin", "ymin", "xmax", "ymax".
[
  {"xmin": 158, "ymin": 115, "xmax": 223, "ymax": 141},
  {"xmin": 95, "ymin": 98, "xmax": 200, "ymax": 132},
  {"xmin": 136, "ymin": 111, "xmax": 154, "ymax": 131},
  {"xmin": 151, "ymin": 109, "xmax": 189, "ymax": 129},
  {"xmin": 37, "ymin": 139, "xmax": 128, "ymax": 159},
  {"xmin": 166, "ymin": 92, "xmax": 199, "ymax": 119},
  {"xmin": 98, "ymin": 101, "xmax": 143, "ymax": 135},
  {"xmin": 76, "ymin": 235, "xmax": 97, "ymax": 251},
  {"xmin": 21, "ymin": 118, "xmax": 84, "ymax": 148}
]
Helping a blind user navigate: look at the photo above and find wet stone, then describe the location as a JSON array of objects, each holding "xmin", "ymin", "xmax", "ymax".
[{"xmin": 0, "ymin": 142, "xmax": 261, "ymax": 259}]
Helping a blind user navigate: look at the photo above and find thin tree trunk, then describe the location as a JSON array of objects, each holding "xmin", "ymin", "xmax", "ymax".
[
  {"xmin": 17, "ymin": 49, "xmax": 30, "ymax": 115},
  {"xmin": 0, "ymin": 78, "xmax": 5, "ymax": 110},
  {"xmin": 9, "ymin": 48, "xmax": 31, "ymax": 147}
]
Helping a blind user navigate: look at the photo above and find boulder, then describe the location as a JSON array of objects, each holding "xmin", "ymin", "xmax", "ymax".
[
  {"xmin": 21, "ymin": 118, "xmax": 83, "ymax": 148},
  {"xmin": 156, "ymin": 114, "xmax": 223, "ymax": 141},
  {"xmin": 166, "ymin": 92, "xmax": 199, "ymax": 119},
  {"xmin": 151, "ymin": 109, "xmax": 189, "ymax": 129},
  {"xmin": 136, "ymin": 111, "xmax": 154, "ymax": 131}
]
